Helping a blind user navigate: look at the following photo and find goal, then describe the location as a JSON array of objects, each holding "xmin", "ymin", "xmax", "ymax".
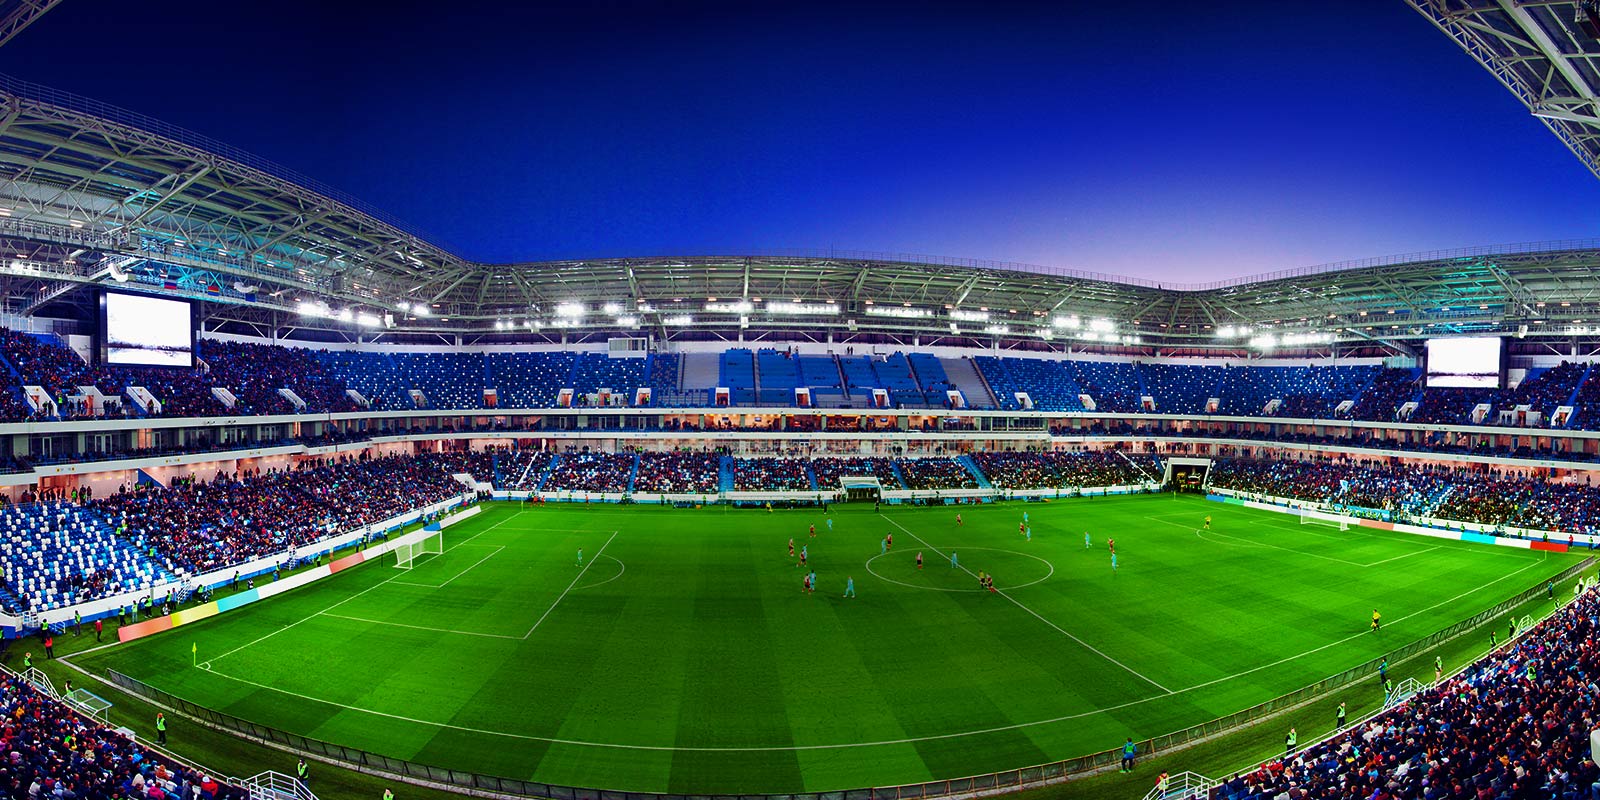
[
  {"xmin": 394, "ymin": 529, "xmax": 444, "ymax": 569},
  {"xmin": 1299, "ymin": 510, "xmax": 1350, "ymax": 531}
]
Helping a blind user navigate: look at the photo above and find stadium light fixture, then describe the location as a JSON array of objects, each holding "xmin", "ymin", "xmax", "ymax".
[
  {"xmin": 983, "ymin": 324, "xmax": 1010, "ymax": 335},
  {"xmin": 950, "ymin": 309, "xmax": 989, "ymax": 322},
  {"xmin": 1249, "ymin": 334, "xmax": 1276, "ymax": 349},
  {"xmin": 1089, "ymin": 318, "xmax": 1115, "ymax": 333},
  {"xmin": 411, "ymin": 305, "xmax": 430, "ymax": 317},
  {"xmin": 769, "ymin": 301, "xmax": 839, "ymax": 315},
  {"xmin": 556, "ymin": 302, "xmax": 586, "ymax": 318},
  {"xmin": 602, "ymin": 302, "xmax": 623, "ymax": 315},
  {"xmin": 1052, "ymin": 315, "xmax": 1081, "ymax": 329},
  {"xmin": 866, "ymin": 305, "xmax": 930, "ymax": 319},
  {"xmin": 706, "ymin": 301, "xmax": 755, "ymax": 314},
  {"xmin": 356, "ymin": 313, "xmax": 381, "ymax": 328},
  {"xmin": 617, "ymin": 315, "xmax": 639, "ymax": 327},
  {"xmin": 664, "ymin": 314, "xmax": 693, "ymax": 326},
  {"xmin": 337, "ymin": 308, "xmax": 355, "ymax": 323},
  {"xmin": 1217, "ymin": 326, "xmax": 1236, "ymax": 338}
]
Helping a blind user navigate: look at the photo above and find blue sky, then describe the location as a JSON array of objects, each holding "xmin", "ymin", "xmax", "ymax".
[{"xmin": 4, "ymin": 0, "xmax": 1595, "ymax": 280}]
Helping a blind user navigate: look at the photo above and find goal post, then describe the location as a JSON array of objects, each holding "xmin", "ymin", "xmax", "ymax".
[
  {"xmin": 1299, "ymin": 509, "xmax": 1350, "ymax": 531},
  {"xmin": 394, "ymin": 529, "xmax": 444, "ymax": 570}
]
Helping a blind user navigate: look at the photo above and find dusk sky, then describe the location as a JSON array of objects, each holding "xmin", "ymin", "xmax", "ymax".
[{"xmin": 4, "ymin": 0, "xmax": 1596, "ymax": 281}]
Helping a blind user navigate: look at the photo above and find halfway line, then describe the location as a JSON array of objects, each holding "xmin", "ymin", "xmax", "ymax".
[
  {"xmin": 522, "ymin": 530, "xmax": 619, "ymax": 640},
  {"xmin": 878, "ymin": 514, "xmax": 1175, "ymax": 695}
]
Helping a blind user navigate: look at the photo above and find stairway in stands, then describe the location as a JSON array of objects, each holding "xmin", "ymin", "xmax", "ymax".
[
  {"xmin": 719, "ymin": 456, "xmax": 735, "ymax": 493},
  {"xmin": 942, "ymin": 357, "xmax": 999, "ymax": 408},
  {"xmin": 534, "ymin": 455, "xmax": 558, "ymax": 491},
  {"xmin": 957, "ymin": 455, "xmax": 993, "ymax": 489}
]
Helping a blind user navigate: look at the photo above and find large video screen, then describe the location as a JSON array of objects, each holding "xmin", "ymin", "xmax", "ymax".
[
  {"xmin": 1425, "ymin": 336, "xmax": 1503, "ymax": 388},
  {"xmin": 103, "ymin": 292, "xmax": 194, "ymax": 367}
]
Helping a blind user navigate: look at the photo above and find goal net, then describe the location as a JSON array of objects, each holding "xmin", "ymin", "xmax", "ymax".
[
  {"xmin": 1299, "ymin": 510, "xmax": 1350, "ymax": 531},
  {"xmin": 394, "ymin": 529, "xmax": 444, "ymax": 570}
]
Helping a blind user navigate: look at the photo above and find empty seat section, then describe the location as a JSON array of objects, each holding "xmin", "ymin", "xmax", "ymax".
[
  {"xmin": 756, "ymin": 349, "xmax": 799, "ymax": 404},
  {"xmin": 571, "ymin": 353, "xmax": 647, "ymax": 396},
  {"xmin": 1217, "ymin": 365, "xmax": 1306, "ymax": 416},
  {"xmin": 838, "ymin": 355, "xmax": 877, "ymax": 400},
  {"xmin": 719, "ymin": 349, "xmax": 756, "ymax": 404},
  {"xmin": 399, "ymin": 352, "xmax": 485, "ymax": 409},
  {"xmin": 1141, "ymin": 363, "xmax": 1220, "ymax": 413},
  {"xmin": 485, "ymin": 352, "xmax": 574, "ymax": 407},
  {"xmin": 646, "ymin": 352, "xmax": 692, "ymax": 406},
  {"xmin": 907, "ymin": 352, "xmax": 953, "ymax": 395},
  {"xmin": 978, "ymin": 357, "xmax": 1081, "ymax": 411},
  {"xmin": 874, "ymin": 353, "xmax": 926, "ymax": 406},
  {"xmin": 797, "ymin": 356, "xmax": 843, "ymax": 405},
  {"xmin": 1069, "ymin": 361, "xmax": 1141, "ymax": 412}
]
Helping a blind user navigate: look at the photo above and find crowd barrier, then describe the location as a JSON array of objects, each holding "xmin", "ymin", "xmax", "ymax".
[{"xmin": 98, "ymin": 556, "xmax": 1591, "ymax": 800}]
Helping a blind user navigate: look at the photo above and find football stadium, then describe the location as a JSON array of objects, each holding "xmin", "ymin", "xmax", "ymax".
[{"xmin": 0, "ymin": 2, "xmax": 1599, "ymax": 800}]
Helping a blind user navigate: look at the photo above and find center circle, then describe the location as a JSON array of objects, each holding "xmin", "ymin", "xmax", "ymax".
[{"xmin": 866, "ymin": 546, "xmax": 1055, "ymax": 592}]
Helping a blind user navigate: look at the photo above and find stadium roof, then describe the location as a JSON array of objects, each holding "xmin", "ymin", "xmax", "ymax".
[
  {"xmin": 1409, "ymin": 0, "xmax": 1600, "ymax": 181},
  {"xmin": 1, "ymin": 72, "xmax": 1600, "ymax": 355}
]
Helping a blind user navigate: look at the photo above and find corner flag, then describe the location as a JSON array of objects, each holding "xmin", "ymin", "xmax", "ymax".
[{"xmin": 192, "ymin": 642, "xmax": 197, "ymax": 666}]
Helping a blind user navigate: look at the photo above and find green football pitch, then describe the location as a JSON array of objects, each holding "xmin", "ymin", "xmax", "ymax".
[{"xmin": 71, "ymin": 495, "xmax": 1582, "ymax": 794}]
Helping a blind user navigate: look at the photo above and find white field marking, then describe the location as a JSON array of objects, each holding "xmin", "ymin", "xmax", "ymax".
[
  {"xmin": 521, "ymin": 530, "xmax": 619, "ymax": 640},
  {"xmin": 1194, "ymin": 529, "xmax": 1268, "ymax": 549},
  {"xmin": 1362, "ymin": 545, "xmax": 1445, "ymax": 567},
  {"xmin": 193, "ymin": 510, "xmax": 530, "ymax": 669},
  {"xmin": 1155, "ymin": 512, "xmax": 1538, "ymax": 569},
  {"xmin": 1166, "ymin": 552, "xmax": 1551, "ymax": 696},
  {"xmin": 878, "ymin": 514, "xmax": 1175, "ymax": 695},
  {"xmin": 864, "ymin": 547, "xmax": 1054, "ymax": 593},
  {"xmin": 573, "ymin": 554, "xmax": 626, "ymax": 592},
  {"xmin": 388, "ymin": 545, "xmax": 505, "ymax": 589},
  {"xmin": 180, "ymin": 544, "xmax": 1559, "ymax": 754},
  {"xmin": 316, "ymin": 612, "xmax": 523, "ymax": 640},
  {"xmin": 1247, "ymin": 515, "xmax": 1553, "ymax": 564},
  {"xmin": 1146, "ymin": 514, "xmax": 1371, "ymax": 567}
]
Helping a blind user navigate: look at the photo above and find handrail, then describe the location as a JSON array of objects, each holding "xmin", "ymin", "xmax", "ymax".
[{"xmin": 99, "ymin": 557, "xmax": 1592, "ymax": 800}]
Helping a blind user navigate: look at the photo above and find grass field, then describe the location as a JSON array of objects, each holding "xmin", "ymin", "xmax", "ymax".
[{"xmin": 68, "ymin": 495, "xmax": 1583, "ymax": 794}]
